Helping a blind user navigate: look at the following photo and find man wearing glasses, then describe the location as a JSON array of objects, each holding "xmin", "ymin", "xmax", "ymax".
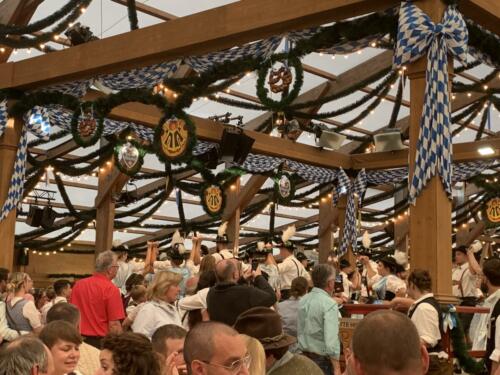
[
  {"xmin": 71, "ymin": 250, "xmax": 125, "ymax": 349},
  {"xmin": 184, "ymin": 321, "xmax": 250, "ymax": 375}
]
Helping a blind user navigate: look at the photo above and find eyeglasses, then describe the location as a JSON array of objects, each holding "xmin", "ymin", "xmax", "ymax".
[{"xmin": 198, "ymin": 353, "xmax": 251, "ymax": 374}]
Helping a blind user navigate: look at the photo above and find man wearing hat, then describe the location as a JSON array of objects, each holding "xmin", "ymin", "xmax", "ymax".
[
  {"xmin": 234, "ymin": 307, "xmax": 323, "ymax": 375},
  {"xmin": 277, "ymin": 226, "xmax": 310, "ymax": 301},
  {"xmin": 212, "ymin": 222, "xmax": 235, "ymax": 262},
  {"xmin": 452, "ymin": 245, "xmax": 480, "ymax": 335}
]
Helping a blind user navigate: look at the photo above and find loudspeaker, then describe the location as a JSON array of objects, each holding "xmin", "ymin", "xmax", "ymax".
[
  {"xmin": 41, "ymin": 206, "xmax": 56, "ymax": 229},
  {"xmin": 26, "ymin": 206, "xmax": 44, "ymax": 227},
  {"xmin": 219, "ymin": 127, "xmax": 254, "ymax": 164}
]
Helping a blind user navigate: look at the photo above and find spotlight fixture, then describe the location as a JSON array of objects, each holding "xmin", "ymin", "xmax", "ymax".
[
  {"xmin": 219, "ymin": 125, "xmax": 254, "ymax": 164},
  {"xmin": 64, "ymin": 23, "xmax": 98, "ymax": 46},
  {"xmin": 373, "ymin": 129, "xmax": 406, "ymax": 152},
  {"xmin": 313, "ymin": 124, "xmax": 346, "ymax": 150}
]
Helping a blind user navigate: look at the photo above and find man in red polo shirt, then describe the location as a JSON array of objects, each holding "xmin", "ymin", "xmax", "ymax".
[{"xmin": 71, "ymin": 250, "xmax": 125, "ymax": 348}]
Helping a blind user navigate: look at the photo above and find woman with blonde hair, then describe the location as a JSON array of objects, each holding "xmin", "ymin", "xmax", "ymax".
[
  {"xmin": 5, "ymin": 272, "xmax": 42, "ymax": 334},
  {"xmin": 241, "ymin": 334, "xmax": 266, "ymax": 375},
  {"xmin": 132, "ymin": 271, "xmax": 182, "ymax": 339}
]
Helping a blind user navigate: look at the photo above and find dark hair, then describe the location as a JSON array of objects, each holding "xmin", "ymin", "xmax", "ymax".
[
  {"xmin": 45, "ymin": 287, "xmax": 56, "ymax": 300},
  {"xmin": 184, "ymin": 322, "xmax": 238, "ymax": 372},
  {"xmin": 200, "ymin": 245, "xmax": 209, "ymax": 256},
  {"xmin": 46, "ymin": 303, "xmax": 80, "ymax": 326},
  {"xmin": 102, "ymin": 333, "xmax": 161, "ymax": 375},
  {"xmin": 130, "ymin": 285, "xmax": 146, "ymax": 302},
  {"xmin": 290, "ymin": 277, "xmax": 308, "ymax": 299},
  {"xmin": 311, "ymin": 264, "xmax": 335, "ymax": 289},
  {"xmin": 152, "ymin": 324, "xmax": 187, "ymax": 355},
  {"xmin": 408, "ymin": 269, "xmax": 432, "ymax": 292},
  {"xmin": 0, "ymin": 268, "xmax": 9, "ymax": 283},
  {"xmin": 265, "ymin": 346, "xmax": 288, "ymax": 361},
  {"xmin": 125, "ymin": 273, "xmax": 145, "ymax": 293},
  {"xmin": 483, "ymin": 258, "xmax": 500, "ymax": 287},
  {"xmin": 454, "ymin": 246, "xmax": 468, "ymax": 255},
  {"xmin": 352, "ymin": 310, "xmax": 422, "ymax": 374},
  {"xmin": 0, "ymin": 336, "xmax": 49, "ymax": 375},
  {"xmin": 197, "ymin": 271, "xmax": 217, "ymax": 291},
  {"xmin": 339, "ymin": 259, "xmax": 351, "ymax": 270},
  {"xmin": 53, "ymin": 279, "xmax": 71, "ymax": 296},
  {"xmin": 39, "ymin": 321, "xmax": 82, "ymax": 349}
]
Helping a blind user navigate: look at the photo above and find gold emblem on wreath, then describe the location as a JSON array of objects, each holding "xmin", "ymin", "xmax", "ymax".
[
  {"xmin": 486, "ymin": 197, "xmax": 500, "ymax": 223},
  {"xmin": 160, "ymin": 117, "xmax": 188, "ymax": 158},
  {"xmin": 268, "ymin": 66, "xmax": 293, "ymax": 93},
  {"xmin": 204, "ymin": 185, "xmax": 223, "ymax": 214}
]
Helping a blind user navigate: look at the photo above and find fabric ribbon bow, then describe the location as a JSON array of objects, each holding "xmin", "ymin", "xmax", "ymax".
[
  {"xmin": 393, "ymin": 2, "xmax": 468, "ymax": 204},
  {"xmin": 335, "ymin": 168, "xmax": 367, "ymax": 256},
  {"xmin": 0, "ymin": 101, "xmax": 51, "ymax": 221},
  {"xmin": 442, "ymin": 305, "xmax": 457, "ymax": 332}
]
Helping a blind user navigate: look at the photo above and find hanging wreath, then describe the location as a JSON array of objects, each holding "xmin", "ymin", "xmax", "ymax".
[
  {"xmin": 274, "ymin": 171, "xmax": 295, "ymax": 204},
  {"xmin": 200, "ymin": 182, "xmax": 225, "ymax": 217},
  {"xmin": 154, "ymin": 113, "xmax": 196, "ymax": 164},
  {"xmin": 71, "ymin": 102, "xmax": 103, "ymax": 147},
  {"xmin": 484, "ymin": 195, "xmax": 500, "ymax": 228},
  {"xmin": 113, "ymin": 141, "xmax": 146, "ymax": 176},
  {"xmin": 256, "ymin": 54, "xmax": 304, "ymax": 112}
]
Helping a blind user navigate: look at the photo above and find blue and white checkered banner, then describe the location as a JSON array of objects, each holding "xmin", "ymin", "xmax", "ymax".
[
  {"xmin": 452, "ymin": 160, "xmax": 496, "ymax": 182},
  {"xmin": 0, "ymin": 100, "xmax": 7, "ymax": 133},
  {"xmin": 336, "ymin": 168, "xmax": 367, "ymax": 256},
  {"xmin": 365, "ymin": 168, "xmax": 408, "ymax": 185},
  {"xmin": 241, "ymin": 153, "xmax": 282, "ymax": 173},
  {"xmin": 98, "ymin": 61, "xmax": 181, "ymax": 90},
  {"xmin": 0, "ymin": 106, "xmax": 51, "ymax": 221},
  {"xmin": 30, "ymin": 80, "xmax": 91, "ymax": 98},
  {"xmin": 322, "ymin": 33, "xmax": 386, "ymax": 55},
  {"xmin": 286, "ymin": 27, "xmax": 321, "ymax": 43},
  {"xmin": 286, "ymin": 160, "xmax": 338, "ymax": 184},
  {"xmin": 185, "ymin": 36, "xmax": 282, "ymax": 73},
  {"xmin": 394, "ymin": 2, "xmax": 468, "ymax": 205}
]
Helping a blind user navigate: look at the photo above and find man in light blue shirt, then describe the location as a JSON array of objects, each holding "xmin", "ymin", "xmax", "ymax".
[{"xmin": 298, "ymin": 264, "xmax": 341, "ymax": 374}]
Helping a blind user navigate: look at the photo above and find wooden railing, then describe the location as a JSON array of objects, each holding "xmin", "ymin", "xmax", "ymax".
[{"xmin": 341, "ymin": 304, "xmax": 490, "ymax": 359}]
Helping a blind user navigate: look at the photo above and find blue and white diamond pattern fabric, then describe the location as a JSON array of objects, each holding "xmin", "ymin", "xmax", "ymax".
[
  {"xmin": 30, "ymin": 80, "xmax": 91, "ymax": 98},
  {"xmin": 323, "ymin": 33, "xmax": 386, "ymax": 55},
  {"xmin": 366, "ymin": 168, "xmax": 408, "ymax": 185},
  {"xmin": 452, "ymin": 160, "xmax": 496, "ymax": 182},
  {"xmin": 286, "ymin": 160, "xmax": 338, "ymax": 184},
  {"xmin": 0, "ymin": 100, "xmax": 7, "ymax": 137},
  {"xmin": 0, "ymin": 106, "xmax": 51, "ymax": 221},
  {"xmin": 241, "ymin": 154, "xmax": 282, "ymax": 173},
  {"xmin": 394, "ymin": 1, "xmax": 468, "ymax": 204},
  {"xmin": 287, "ymin": 27, "xmax": 321, "ymax": 43},
  {"xmin": 98, "ymin": 61, "xmax": 181, "ymax": 90},
  {"xmin": 185, "ymin": 36, "xmax": 282, "ymax": 74},
  {"xmin": 337, "ymin": 169, "xmax": 367, "ymax": 256},
  {"xmin": 193, "ymin": 141, "xmax": 217, "ymax": 157}
]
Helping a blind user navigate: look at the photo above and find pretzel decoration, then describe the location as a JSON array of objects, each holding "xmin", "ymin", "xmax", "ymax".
[{"xmin": 268, "ymin": 66, "xmax": 293, "ymax": 93}]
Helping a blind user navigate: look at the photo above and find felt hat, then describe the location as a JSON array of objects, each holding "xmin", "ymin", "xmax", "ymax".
[{"xmin": 233, "ymin": 307, "xmax": 296, "ymax": 350}]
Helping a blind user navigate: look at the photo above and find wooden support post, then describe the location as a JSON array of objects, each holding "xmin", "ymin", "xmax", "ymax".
[
  {"xmin": 95, "ymin": 154, "xmax": 129, "ymax": 255},
  {"xmin": 0, "ymin": 116, "xmax": 22, "ymax": 269},
  {"xmin": 394, "ymin": 185, "xmax": 409, "ymax": 252},
  {"xmin": 226, "ymin": 177, "xmax": 241, "ymax": 252},
  {"xmin": 318, "ymin": 189, "xmax": 334, "ymax": 264},
  {"xmin": 408, "ymin": 0, "xmax": 454, "ymax": 303}
]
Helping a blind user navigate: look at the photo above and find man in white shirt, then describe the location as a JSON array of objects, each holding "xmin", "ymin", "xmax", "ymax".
[
  {"xmin": 406, "ymin": 270, "xmax": 450, "ymax": 375},
  {"xmin": 452, "ymin": 246, "xmax": 480, "ymax": 335},
  {"xmin": 40, "ymin": 279, "xmax": 72, "ymax": 324},
  {"xmin": 277, "ymin": 242, "xmax": 310, "ymax": 301}
]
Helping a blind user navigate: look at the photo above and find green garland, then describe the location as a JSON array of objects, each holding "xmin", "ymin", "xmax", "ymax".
[
  {"xmin": 273, "ymin": 171, "xmax": 296, "ymax": 204},
  {"xmin": 200, "ymin": 182, "xmax": 226, "ymax": 217},
  {"xmin": 154, "ymin": 112, "xmax": 197, "ymax": 165},
  {"xmin": 256, "ymin": 54, "xmax": 304, "ymax": 112}
]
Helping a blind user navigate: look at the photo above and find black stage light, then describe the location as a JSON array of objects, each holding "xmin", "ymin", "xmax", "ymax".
[{"xmin": 219, "ymin": 126, "xmax": 254, "ymax": 164}]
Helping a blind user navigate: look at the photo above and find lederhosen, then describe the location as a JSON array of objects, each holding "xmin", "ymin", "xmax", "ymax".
[
  {"xmin": 280, "ymin": 258, "xmax": 302, "ymax": 301},
  {"xmin": 485, "ymin": 299, "xmax": 500, "ymax": 373},
  {"xmin": 455, "ymin": 267, "xmax": 478, "ymax": 333}
]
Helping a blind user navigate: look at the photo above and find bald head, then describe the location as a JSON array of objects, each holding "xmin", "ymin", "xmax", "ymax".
[
  {"xmin": 350, "ymin": 310, "xmax": 428, "ymax": 375},
  {"xmin": 215, "ymin": 259, "xmax": 237, "ymax": 283},
  {"xmin": 184, "ymin": 322, "xmax": 241, "ymax": 373}
]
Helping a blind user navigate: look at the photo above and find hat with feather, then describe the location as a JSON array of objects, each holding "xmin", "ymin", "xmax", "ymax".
[
  {"xmin": 276, "ymin": 225, "xmax": 295, "ymax": 250},
  {"xmin": 167, "ymin": 230, "xmax": 188, "ymax": 261}
]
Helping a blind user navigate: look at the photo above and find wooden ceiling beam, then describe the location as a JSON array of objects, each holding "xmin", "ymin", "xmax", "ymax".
[
  {"xmin": 460, "ymin": 0, "xmax": 500, "ymax": 35},
  {"xmin": 0, "ymin": 0, "xmax": 399, "ymax": 90}
]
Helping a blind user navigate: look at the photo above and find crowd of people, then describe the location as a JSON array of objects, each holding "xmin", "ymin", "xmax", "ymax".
[{"xmin": 0, "ymin": 224, "xmax": 498, "ymax": 375}]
